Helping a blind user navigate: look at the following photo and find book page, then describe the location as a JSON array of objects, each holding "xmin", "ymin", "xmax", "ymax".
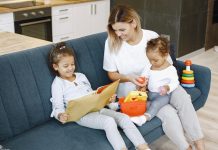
[{"xmin": 65, "ymin": 80, "xmax": 119, "ymax": 122}]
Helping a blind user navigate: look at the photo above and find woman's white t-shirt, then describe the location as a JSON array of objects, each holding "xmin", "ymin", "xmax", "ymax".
[{"xmin": 103, "ymin": 29, "xmax": 172, "ymax": 97}]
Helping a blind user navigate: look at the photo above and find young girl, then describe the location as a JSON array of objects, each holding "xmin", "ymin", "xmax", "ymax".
[
  {"xmin": 49, "ymin": 42, "xmax": 151, "ymax": 150},
  {"xmin": 131, "ymin": 37, "xmax": 179, "ymax": 126}
]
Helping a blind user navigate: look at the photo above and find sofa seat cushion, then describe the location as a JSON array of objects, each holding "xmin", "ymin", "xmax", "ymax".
[
  {"xmin": 184, "ymin": 87, "xmax": 201, "ymax": 102},
  {"xmin": 2, "ymin": 119, "xmax": 148, "ymax": 150},
  {"xmin": 2, "ymin": 117, "xmax": 163, "ymax": 150},
  {"xmin": 138, "ymin": 117, "xmax": 162, "ymax": 136}
]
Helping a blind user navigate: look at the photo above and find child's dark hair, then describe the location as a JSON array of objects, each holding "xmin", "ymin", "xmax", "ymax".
[
  {"xmin": 49, "ymin": 42, "xmax": 76, "ymax": 75},
  {"xmin": 146, "ymin": 37, "xmax": 169, "ymax": 57}
]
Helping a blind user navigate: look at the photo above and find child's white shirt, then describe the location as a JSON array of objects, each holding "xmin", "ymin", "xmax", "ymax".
[
  {"xmin": 142, "ymin": 65, "xmax": 179, "ymax": 94},
  {"xmin": 50, "ymin": 73, "xmax": 93, "ymax": 119},
  {"xmin": 103, "ymin": 29, "xmax": 173, "ymax": 97}
]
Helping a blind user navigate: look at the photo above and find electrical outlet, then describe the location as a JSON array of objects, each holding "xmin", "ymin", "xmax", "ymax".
[{"xmin": 160, "ymin": 34, "xmax": 170, "ymax": 41}]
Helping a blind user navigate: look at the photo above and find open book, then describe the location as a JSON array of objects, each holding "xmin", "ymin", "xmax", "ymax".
[{"xmin": 65, "ymin": 80, "xmax": 120, "ymax": 122}]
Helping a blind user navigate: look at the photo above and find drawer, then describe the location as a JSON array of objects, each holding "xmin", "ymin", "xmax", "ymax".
[
  {"xmin": 53, "ymin": 33, "xmax": 73, "ymax": 43},
  {"xmin": 52, "ymin": 14, "xmax": 73, "ymax": 36},
  {"xmin": 52, "ymin": 4, "xmax": 73, "ymax": 16},
  {"xmin": 0, "ymin": 13, "xmax": 14, "ymax": 24}
]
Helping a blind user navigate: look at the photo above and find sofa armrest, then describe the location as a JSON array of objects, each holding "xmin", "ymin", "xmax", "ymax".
[{"xmin": 176, "ymin": 60, "xmax": 211, "ymax": 106}]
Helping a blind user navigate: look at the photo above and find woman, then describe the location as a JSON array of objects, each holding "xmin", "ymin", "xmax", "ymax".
[{"xmin": 103, "ymin": 5, "xmax": 205, "ymax": 150}]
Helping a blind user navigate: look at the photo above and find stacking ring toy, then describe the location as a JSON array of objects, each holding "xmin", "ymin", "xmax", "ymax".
[{"xmin": 181, "ymin": 60, "xmax": 195, "ymax": 88}]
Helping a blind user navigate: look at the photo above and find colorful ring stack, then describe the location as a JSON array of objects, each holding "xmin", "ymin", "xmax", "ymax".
[{"xmin": 181, "ymin": 60, "xmax": 195, "ymax": 88}]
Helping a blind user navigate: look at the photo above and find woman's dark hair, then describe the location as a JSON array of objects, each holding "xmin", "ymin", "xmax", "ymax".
[
  {"xmin": 146, "ymin": 37, "xmax": 170, "ymax": 57},
  {"xmin": 49, "ymin": 42, "xmax": 76, "ymax": 75}
]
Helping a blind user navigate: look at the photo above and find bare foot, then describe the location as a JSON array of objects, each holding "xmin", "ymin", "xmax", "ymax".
[
  {"xmin": 194, "ymin": 139, "xmax": 205, "ymax": 150},
  {"xmin": 187, "ymin": 145, "xmax": 192, "ymax": 150},
  {"xmin": 137, "ymin": 144, "xmax": 150, "ymax": 150}
]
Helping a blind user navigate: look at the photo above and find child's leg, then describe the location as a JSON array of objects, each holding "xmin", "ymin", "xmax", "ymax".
[
  {"xmin": 76, "ymin": 111, "xmax": 126, "ymax": 150},
  {"xmin": 147, "ymin": 92, "xmax": 170, "ymax": 120},
  {"xmin": 100, "ymin": 108, "xmax": 150, "ymax": 149}
]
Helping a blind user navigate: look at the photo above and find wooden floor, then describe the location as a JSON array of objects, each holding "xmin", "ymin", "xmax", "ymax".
[{"xmin": 150, "ymin": 49, "xmax": 218, "ymax": 150}]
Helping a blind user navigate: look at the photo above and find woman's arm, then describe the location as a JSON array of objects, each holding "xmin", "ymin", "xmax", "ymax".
[
  {"xmin": 108, "ymin": 71, "xmax": 146, "ymax": 87},
  {"xmin": 107, "ymin": 71, "xmax": 130, "ymax": 82}
]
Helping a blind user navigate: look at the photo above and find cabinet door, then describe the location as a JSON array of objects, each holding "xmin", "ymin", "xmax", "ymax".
[
  {"xmin": 72, "ymin": 3, "xmax": 92, "ymax": 39},
  {"xmin": 91, "ymin": 0, "xmax": 110, "ymax": 34},
  {"xmin": 0, "ymin": 13, "xmax": 14, "ymax": 33}
]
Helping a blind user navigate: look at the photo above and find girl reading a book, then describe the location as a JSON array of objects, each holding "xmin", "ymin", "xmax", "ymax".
[{"xmin": 49, "ymin": 42, "xmax": 151, "ymax": 150}]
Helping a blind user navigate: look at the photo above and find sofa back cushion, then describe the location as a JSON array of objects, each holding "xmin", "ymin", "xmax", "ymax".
[
  {"xmin": 0, "ymin": 45, "xmax": 54, "ymax": 141},
  {"xmin": 0, "ymin": 32, "xmax": 110, "ymax": 141},
  {"xmin": 65, "ymin": 32, "xmax": 111, "ymax": 89}
]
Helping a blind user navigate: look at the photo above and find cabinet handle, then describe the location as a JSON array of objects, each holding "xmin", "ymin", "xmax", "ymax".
[
  {"xmin": 91, "ymin": 4, "xmax": 93, "ymax": 15},
  {"xmin": 59, "ymin": 9, "xmax": 69, "ymax": 12},
  {"xmin": 59, "ymin": 17, "xmax": 69, "ymax": 20},
  {"xmin": 94, "ymin": 4, "xmax": 97, "ymax": 15},
  {"xmin": 20, "ymin": 19, "xmax": 51, "ymax": 26}
]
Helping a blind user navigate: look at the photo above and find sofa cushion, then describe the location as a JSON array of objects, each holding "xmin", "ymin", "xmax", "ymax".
[
  {"xmin": 2, "ymin": 120, "xmax": 134, "ymax": 150},
  {"xmin": 184, "ymin": 87, "xmax": 201, "ymax": 102},
  {"xmin": 0, "ymin": 45, "xmax": 54, "ymax": 141},
  {"xmin": 138, "ymin": 117, "xmax": 162, "ymax": 137},
  {"xmin": 66, "ymin": 32, "xmax": 111, "ymax": 90},
  {"xmin": 2, "ymin": 117, "xmax": 163, "ymax": 150}
]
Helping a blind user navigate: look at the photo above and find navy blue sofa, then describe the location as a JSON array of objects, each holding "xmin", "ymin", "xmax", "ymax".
[{"xmin": 0, "ymin": 32, "xmax": 211, "ymax": 150}]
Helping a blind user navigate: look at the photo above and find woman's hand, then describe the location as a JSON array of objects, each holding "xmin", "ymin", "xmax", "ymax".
[
  {"xmin": 58, "ymin": 113, "xmax": 69, "ymax": 124},
  {"xmin": 128, "ymin": 75, "xmax": 148, "ymax": 87}
]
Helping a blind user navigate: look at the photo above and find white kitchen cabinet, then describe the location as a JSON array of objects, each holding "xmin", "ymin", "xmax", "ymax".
[
  {"xmin": 0, "ymin": 13, "xmax": 14, "ymax": 33},
  {"xmin": 52, "ymin": 0, "xmax": 110, "ymax": 42},
  {"xmin": 52, "ymin": 4, "xmax": 74, "ymax": 43},
  {"xmin": 90, "ymin": 0, "xmax": 110, "ymax": 35},
  {"xmin": 72, "ymin": 0, "xmax": 110, "ymax": 39}
]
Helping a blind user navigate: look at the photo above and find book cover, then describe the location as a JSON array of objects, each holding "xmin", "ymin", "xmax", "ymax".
[{"xmin": 65, "ymin": 80, "xmax": 120, "ymax": 122}]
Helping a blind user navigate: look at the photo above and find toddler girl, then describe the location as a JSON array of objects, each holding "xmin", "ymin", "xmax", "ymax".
[
  {"xmin": 49, "ymin": 42, "xmax": 151, "ymax": 150},
  {"xmin": 131, "ymin": 37, "xmax": 179, "ymax": 126}
]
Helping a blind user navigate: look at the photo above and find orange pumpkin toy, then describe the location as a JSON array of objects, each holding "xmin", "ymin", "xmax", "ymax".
[{"xmin": 119, "ymin": 91, "xmax": 147, "ymax": 116}]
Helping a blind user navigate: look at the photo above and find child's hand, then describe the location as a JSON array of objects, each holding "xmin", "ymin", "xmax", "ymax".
[
  {"xmin": 109, "ymin": 94, "xmax": 117, "ymax": 103},
  {"xmin": 137, "ymin": 86, "xmax": 147, "ymax": 92},
  {"xmin": 159, "ymin": 85, "xmax": 169, "ymax": 95},
  {"xmin": 135, "ymin": 76, "xmax": 148, "ymax": 87},
  {"xmin": 58, "ymin": 113, "xmax": 69, "ymax": 124}
]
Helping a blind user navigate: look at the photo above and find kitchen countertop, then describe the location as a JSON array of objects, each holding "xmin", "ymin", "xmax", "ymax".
[
  {"xmin": 0, "ymin": 0, "xmax": 97, "ymax": 13},
  {"xmin": 0, "ymin": 32, "xmax": 51, "ymax": 55}
]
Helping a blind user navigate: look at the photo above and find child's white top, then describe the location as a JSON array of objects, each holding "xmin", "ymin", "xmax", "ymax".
[
  {"xmin": 142, "ymin": 65, "xmax": 179, "ymax": 94},
  {"xmin": 50, "ymin": 73, "xmax": 93, "ymax": 119},
  {"xmin": 103, "ymin": 29, "xmax": 172, "ymax": 97}
]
